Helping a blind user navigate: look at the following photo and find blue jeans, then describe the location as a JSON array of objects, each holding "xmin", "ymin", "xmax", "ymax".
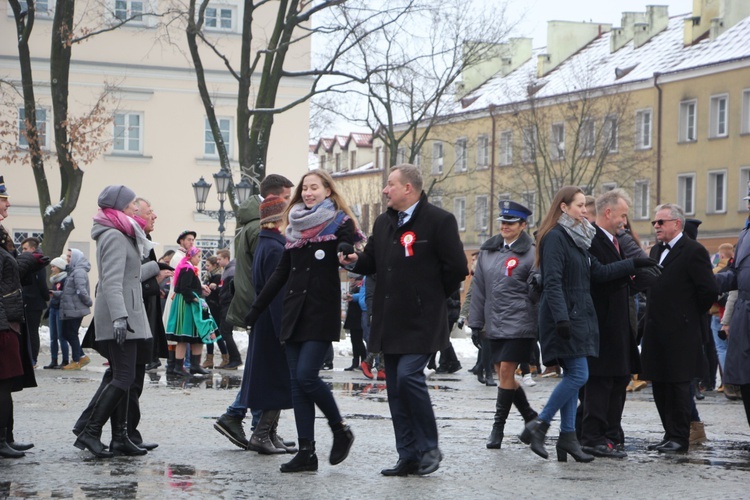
[
  {"xmin": 285, "ymin": 340, "xmax": 342, "ymax": 441},
  {"xmin": 539, "ymin": 356, "xmax": 589, "ymax": 433},
  {"xmin": 225, "ymin": 391, "xmax": 261, "ymax": 428},
  {"xmin": 61, "ymin": 317, "xmax": 84, "ymax": 362},
  {"xmin": 48, "ymin": 307, "xmax": 69, "ymax": 364},
  {"xmin": 711, "ymin": 316, "xmax": 727, "ymax": 372}
]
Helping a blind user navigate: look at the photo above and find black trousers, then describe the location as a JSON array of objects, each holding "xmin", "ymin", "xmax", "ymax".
[
  {"xmin": 580, "ymin": 375, "xmax": 630, "ymax": 447},
  {"xmin": 25, "ymin": 308, "xmax": 43, "ymax": 363},
  {"xmin": 219, "ymin": 307, "xmax": 242, "ymax": 363},
  {"xmin": 651, "ymin": 381, "xmax": 692, "ymax": 447}
]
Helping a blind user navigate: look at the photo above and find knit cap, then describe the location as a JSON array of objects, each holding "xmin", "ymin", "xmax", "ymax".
[
  {"xmin": 260, "ymin": 195, "xmax": 287, "ymax": 225},
  {"xmin": 97, "ymin": 185, "xmax": 136, "ymax": 211},
  {"xmin": 50, "ymin": 256, "xmax": 67, "ymax": 270}
]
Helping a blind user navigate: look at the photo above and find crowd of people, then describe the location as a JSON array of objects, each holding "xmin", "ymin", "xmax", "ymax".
[{"xmin": 1, "ymin": 168, "xmax": 750, "ymax": 477}]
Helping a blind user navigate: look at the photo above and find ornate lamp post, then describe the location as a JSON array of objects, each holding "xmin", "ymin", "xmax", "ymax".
[{"xmin": 192, "ymin": 170, "xmax": 253, "ymax": 249}]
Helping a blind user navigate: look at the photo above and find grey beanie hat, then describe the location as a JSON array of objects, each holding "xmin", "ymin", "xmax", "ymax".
[{"xmin": 98, "ymin": 185, "xmax": 136, "ymax": 211}]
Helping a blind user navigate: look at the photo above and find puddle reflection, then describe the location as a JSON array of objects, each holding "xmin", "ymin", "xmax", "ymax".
[{"xmin": 144, "ymin": 372, "xmax": 243, "ymax": 390}]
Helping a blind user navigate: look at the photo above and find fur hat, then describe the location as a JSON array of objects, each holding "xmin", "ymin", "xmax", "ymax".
[
  {"xmin": 260, "ymin": 194, "xmax": 286, "ymax": 225},
  {"xmin": 97, "ymin": 185, "xmax": 136, "ymax": 211}
]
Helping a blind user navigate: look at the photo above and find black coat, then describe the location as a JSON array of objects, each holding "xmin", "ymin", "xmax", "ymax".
[
  {"xmin": 641, "ymin": 234, "xmax": 719, "ymax": 382},
  {"xmin": 588, "ymin": 226, "xmax": 640, "ymax": 377},
  {"xmin": 538, "ymin": 225, "xmax": 634, "ymax": 365},
  {"xmin": 352, "ymin": 193, "xmax": 468, "ymax": 354},
  {"xmin": 21, "ymin": 266, "xmax": 48, "ymax": 312},
  {"xmin": 141, "ymin": 248, "xmax": 169, "ymax": 359},
  {"xmin": 250, "ymin": 217, "xmax": 357, "ymax": 343},
  {"xmin": 343, "ymin": 284, "xmax": 363, "ymax": 331}
]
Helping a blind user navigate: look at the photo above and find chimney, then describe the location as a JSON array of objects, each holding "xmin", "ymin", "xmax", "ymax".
[
  {"xmin": 537, "ymin": 21, "xmax": 612, "ymax": 78},
  {"xmin": 633, "ymin": 6, "xmax": 669, "ymax": 48},
  {"xmin": 610, "ymin": 11, "xmax": 648, "ymax": 53},
  {"xmin": 457, "ymin": 38, "xmax": 532, "ymax": 99}
]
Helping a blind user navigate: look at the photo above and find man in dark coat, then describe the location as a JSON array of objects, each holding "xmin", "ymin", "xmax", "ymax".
[
  {"xmin": 341, "ymin": 164, "xmax": 468, "ymax": 476},
  {"xmin": 580, "ymin": 189, "xmax": 640, "ymax": 458},
  {"xmin": 641, "ymin": 203, "xmax": 719, "ymax": 454},
  {"xmin": 20, "ymin": 237, "xmax": 48, "ymax": 367}
]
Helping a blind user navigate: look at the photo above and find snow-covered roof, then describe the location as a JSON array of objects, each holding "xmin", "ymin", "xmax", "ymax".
[{"xmin": 451, "ymin": 13, "xmax": 750, "ymax": 116}]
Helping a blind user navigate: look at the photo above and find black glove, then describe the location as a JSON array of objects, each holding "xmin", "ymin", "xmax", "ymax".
[
  {"xmin": 113, "ymin": 318, "xmax": 128, "ymax": 346},
  {"xmin": 471, "ymin": 328, "xmax": 481, "ymax": 348},
  {"xmin": 457, "ymin": 316, "xmax": 465, "ymax": 329},
  {"xmin": 633, "ymin": 257, "xmax": 659, "ymax": 268},
  {"xmin": 158, "ymin": 262, "xmax": 174, "ymax": 271},
  {"xmin": 245, "ymin": 307, "xmax": 260, "ymax": 330},
  {"xmin": 337, "ymin": 242, "xmax": 354, "ymax": 256},
  {"xmin": 555, "ymin": 321, "xmax": 571, "ymax": 340}
]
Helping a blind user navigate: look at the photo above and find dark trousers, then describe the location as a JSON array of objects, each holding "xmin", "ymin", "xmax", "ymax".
[
  {"xmin": 284, "ymin": 340, "xmax": 342, "ymax": 440},
  {"xmin": 25, "ymin": 308, "xmax": 42, "ymax": 363},
  {"xmin": 61, "ymin": 317, "xmax": 83, "ymax": 362},
  {"xmin": 580, "ymin": 375, "xmax": 630, "ymax": 447},
  {"xmin": 383, "ymin": 353, "xmax": 437, "ymax": 461},
  {"xmin": 651, "ymin": 381, "xmax": 691, "ymax": 447},
  {"xmin": 741, "ymin": 384, "xmax": 750, "ymax": 428},
  {"xmin": 218, "ymin": 307, "xmax": 242, "ymax": 363},
  {"xmin": 349, "ymin": 328, "xmax": 366, "ymax": 365}
]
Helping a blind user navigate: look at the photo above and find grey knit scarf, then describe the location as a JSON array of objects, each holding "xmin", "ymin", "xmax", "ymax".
[
  {"xmin": 285, "ymin": 198, "xmax": 340, "ymax": 247},
  {"xmin": 557, "ymin": 213, "xmax": 595, "ymax": 250}
]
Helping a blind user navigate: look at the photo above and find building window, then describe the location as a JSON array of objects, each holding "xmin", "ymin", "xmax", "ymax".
[
  {"xmin": 396, "ymin": 148, "xmax": 405, "ymax": 165},
  {"xmin": 521, "ymin": 191, "xmax": 536, "ymax": 227},
  {"xmin": 115, "ymin": 0, "xmax": 144, "ymax": 22},
  {"xmin": 350, "ymin": 150, "xmax": 357, "ymax": 170},
  {"xmin": 476, "ymin": 135, "xmax": 489, "ymax": 168},
  {"xmin": 431, "ymin": 141, "xmax": 444, "ymax": 174},
  {"xmin": 455, "ymin": 138, "xmax": 467, "ymax": 172},
  {"xmin": 205, "ymin": 5, "xmax": 234, "ymax": 30},
  {"xmin": 634, "ymin": 180, "xmax": 650, "ymax": 220},
  {"xmin": 113, "ymin": 112, "xmax": 143, "ymax": 154},
  {"xmin": 204, "ymin": 117, "xmax": 230, "ymax": 157},
  {"xmin": 413, "ymin": 146, "xmax": 422, "ymax": 167},
  {"xmin": 432, "ymin": 196, "xmax": 442, "ymax": 209},
  {"xmin": 521, "ymin": 127, "xmax": 536, "ymax": 163},
  {"xmin": 677, "ymin": 174, "xmax": 696, "ymax": 215},
  {"xmin": 709, "ymin": 95, "xmax": 728, "ymax": 138},
  {"xmin": 601, "ymin": 182, "xmax": 617, "ymax": 193},
  {"xmin": 374, "ymin": 146, "xmax": 381, "ymax": 169},
  {"xmin": 636, "ymin": 109, "xmax": 652, "ymax": 149},
  {"xmin": 740, "ymin": 167, "xmax": 750, "ymax": 212},
  {"xmin": 19, "ymin": 0, "xmax": 50, "ymax": 15},
  {"xmin": 13, "ymin": 230, "xmax": 44, "ymax": 252},
  {"xmin": 742, "ymin": 90, "xmax": 750, "ymax": 134},
  {"xmin": 335, "ymin": 152, "xmax": 341, "ymax": 172},
  {"xmin": 454, "ymin": 197, "xmax": 466, "ymax": 231},
  {"xmin": 679, "ymin": 100, "xmax": 697, "ymax": 142},
  {"xmin": 17, "ymin": 107, "xmax": 48, "ymax": 149},
  {"xmin": 319, "ymin": 154, "xmax": 327, "ymax": 170},
  {"xmin": 550, "ymin": 123, "xmax": 565, "ymax": 160},
  {"xmin": 581, "ymin": 119, "xmax": 595, "ymax": 156},
  {"xmin": 475, "ymin": 195, "xmax": 488, "ymax": 231},
  {"xmin": 604, "ymin": 115, "xmax": 619, "ymax": 153},
  {"xmin": 707, "ymin": 170, "xmax": 727, "ymax": 214},
  {"xmin": 499, "ymin": 130, "xmax": 512, "ymax": 166}
]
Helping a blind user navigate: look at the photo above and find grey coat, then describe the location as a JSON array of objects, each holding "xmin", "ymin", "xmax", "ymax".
[
  {"xmin": 60, "ymin": 249, "xmax": 93, "ymax": 320},
  {"xmin": 469, "ymin": 231, "xmax": 537, "ymax": 340},
  {"xmin": 91, "ymin": 222, "xmax": 153, "ymax": 342}
]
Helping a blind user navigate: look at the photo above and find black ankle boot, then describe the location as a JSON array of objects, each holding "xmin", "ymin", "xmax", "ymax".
[
  {"xmin": 109, "ymin": 390, "xmax": 147, "ymax": 457},
  {"xmin": 329, "ymin": 421, "xmax": 354, "ymax": 465},
  {"xmin": 556, "ymin": 432, "xmax": 594, "ymax": 463},
  {"xmin": 0, "ymin": 429, "xmax": 25, "ymax": 458},
  {"xmin": 280, "ymin": 439, "xmax": 318, "ymax": 472},
  {"xmin": 166, "ymin": 351, "xmax": 176, "ymax": 375},
  {"xmin": 190, "ymin": 354, "xmax": 210, "ymax": 375},
  {"xmin": 487, "ymin": 388, "xmax": 514, "ymax": 449},
  {"xmin": 513, "ymin": 387, "xmax": 538, "ymax": 423},
  {"xmin": 74, "ymin": 385, "xmax": 125, "ymax": 458},
  {"xmin": 519, "ymin": 419, "xmax": 550, "ymax": 459},
  {"xmin": 174, "ymin": 358, "xmax": 191, "ymax": 377}
]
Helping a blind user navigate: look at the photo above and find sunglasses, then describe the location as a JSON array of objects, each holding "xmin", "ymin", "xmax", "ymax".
[{"xmin": 650, "ymin": 218, "xmax": 678, "ymax": 227}]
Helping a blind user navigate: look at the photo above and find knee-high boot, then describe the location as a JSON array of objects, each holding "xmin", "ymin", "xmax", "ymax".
[
  {"xmin": 109, "ymin": 390, "xmax": 147, "ymax": 456},
  {"xmin": 248, "ymin": 410, "xmax": 286, "ymax": 454},
  {"xmin": 269, "ymin": 412, "xmax": 297, "ymax": 453},
  {"xmin": 74, "ymin": 384, "xmax": 125, "ymax": 458},
  {"xmin": 513, "ymin": 386, "xmax": 539, "ymax": 423},
  {"xmin": 487, "ymin": 388, "xmax": 514, "ymax": 449}
]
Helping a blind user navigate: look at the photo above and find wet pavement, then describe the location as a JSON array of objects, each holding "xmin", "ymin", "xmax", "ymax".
[{"xmin": 3, "ymin": 348, "xmax": 750, "ymax": 498}]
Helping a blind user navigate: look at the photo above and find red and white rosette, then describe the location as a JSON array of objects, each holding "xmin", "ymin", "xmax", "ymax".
[
  {"xmin": 505, "ymin": 256, "xmax": 519, "ymax": 277},
  {"xmin": 401, "ymin": 231, "xmax": 416, "ymax": 257}
]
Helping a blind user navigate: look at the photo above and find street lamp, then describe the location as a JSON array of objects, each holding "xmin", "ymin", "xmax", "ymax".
[{"xmin": 192, "ymin": 169, "xmax": 253, "ymax": 249}]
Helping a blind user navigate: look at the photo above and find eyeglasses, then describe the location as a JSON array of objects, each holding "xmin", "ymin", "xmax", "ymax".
[{"xmin": 650, "ymin": 218, "xmax": 678, "ymax": 227}]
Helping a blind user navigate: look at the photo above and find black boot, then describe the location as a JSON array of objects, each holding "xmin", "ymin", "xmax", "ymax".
[
  {"xmin": 174, "ymin": 358, "xmax": 190, "ymax": 377},
  {"xmin": 269, "ymin": 413, "xmax": 297, "ymax": 453},
  {"xmin": 280, "ymin": 438, "xmax": 318, "ymax": 473},
  {"xmin": 0, "ymin": 428, "xmax": 25, "ymax": 458},
  {"xmin": 519, "ymin": 419, "xmax": 550, "ymax": 459},
  {"xmin": 166, "ymin": 351, "xmax": 176, "ymax": 375},
  {"xmin": 6, "ymin": 414, "xmax": 33, "ymax": 451},
  {"xmin": 329, "ymin": 421, "xmax": 354, "ymax": 465},
  {"xmin": 248, "ymin": 410, "xmax": 286, "ymax": 455},
  {"xmin": 556, "ymin": 432, "xmax": 594, "ymax": 463},
  {"xmin": 190, "ymin": 354, "xmax": 210, "ymax": 376},
  {"xmin": 109, "ymin": 390, "xmax": 147, "ymax": 457},
  {"xmin": 513, "ymin": 387, "xmax": 538, "ymax": 423},
  {"xmin": 487, "ymin": 388, "xmax": 514, "ymax": 449},
  {"xmin": 74, "ymin": 385, "xmax": 125, "ymax": 458}
]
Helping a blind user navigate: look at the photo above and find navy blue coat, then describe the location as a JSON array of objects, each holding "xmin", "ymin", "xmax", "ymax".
[
  {"xmin": 241, "ymin": 229, "xmax": 291, "ymax": 410},
  {"xmin": 538, "ymin": 225, "xmax": 634, "ymax": 365}
]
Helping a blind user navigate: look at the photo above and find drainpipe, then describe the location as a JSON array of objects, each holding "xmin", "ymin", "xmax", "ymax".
[
  {"xmin": 489, "ymin": 105, "xmax": 497, "ymax": 237},
  {"xmin": 654, "ymin": 72, "xmax": 663, "ymax": 204}
]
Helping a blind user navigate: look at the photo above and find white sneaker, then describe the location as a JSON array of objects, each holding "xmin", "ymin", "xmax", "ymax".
[
  {"xmin": 423, "ymin": 367, "xmax": 436, "ymax": 379},
  {"xmin": 522, "ymin": 374, "xmax": 537, "ymax": 387}
]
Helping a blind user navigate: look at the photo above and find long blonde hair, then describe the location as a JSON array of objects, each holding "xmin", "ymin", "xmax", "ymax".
[
  {"xmin": 284, "ymin": 169, "xmax": 360, "ymax": 228},
  {"xmin": 535, "ymin": 186, "xmax": 584, "ymax": 267}
]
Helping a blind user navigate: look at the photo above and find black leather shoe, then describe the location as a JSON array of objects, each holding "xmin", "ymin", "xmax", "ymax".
[
  {"xmin": 381, "ymin": 458, "xmax": 420, "ymax": 476},
  {"xmin": 132, "ymin": 440, "xmax": 159, "ymax": 451},
  {"xmin": 416, "ymin": 448, "xmax": 442, "ymax": 475},
  {"xmin": 657, "ymin": 441, "xmax": 688, "ymax": 454},
  {"xmin": 647, "ymin": 439, "xmax": 669, "ymax": 451},
  {"xmin": 213, "ymin": 414, "xmax": 248, "ymax": 449},
  {"xmin": 582, "ymin": 444, "xmax": 627, "ymax": 458},
  {"xmin": 145, "ymin": 361, "xmax": 161, "ymax": 371}
]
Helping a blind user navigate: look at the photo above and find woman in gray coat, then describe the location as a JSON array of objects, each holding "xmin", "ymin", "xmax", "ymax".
[
  {"xmin": 74, "ymin": 185, "xmax": 153, "ymax": 459},
  {"xmin": 521, "ymin": 186, "xmax": 656, "ymax": 463},
  {"xmin": 60, "ymin": 248, "xmax": 93, "ymax": 370},
  {"xmin": 469, "ymin": 200, "xmax": 539, "ymax": 450}
]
